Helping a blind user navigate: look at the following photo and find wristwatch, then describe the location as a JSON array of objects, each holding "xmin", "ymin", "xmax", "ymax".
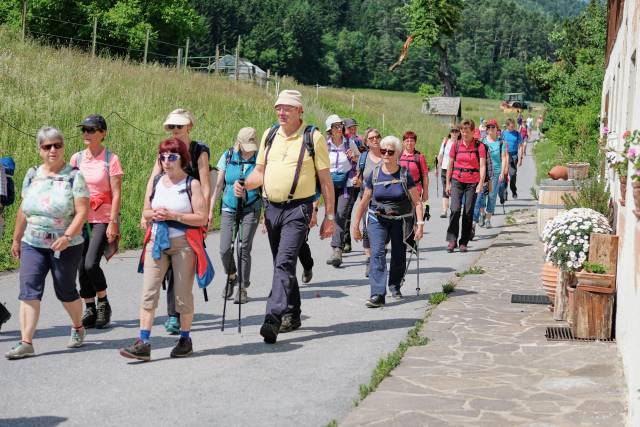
[
  {"xmin": 63, "ymin": 234, "xmax": 73, "ymax": 242},
  {"xmin": 326, "ymin": 214, "xmax": 335, "ymax": 221}
]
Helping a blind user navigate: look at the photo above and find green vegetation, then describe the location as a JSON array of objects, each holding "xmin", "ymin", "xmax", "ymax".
[
  {"xmin": 561, "ymin": 178, "xmax": 610, "ymax": 216},
  {"xmin": 582, "ymin": 261, "xmax": 608, "ymax": 274},
  {"xmin": 0, "ymin": 1, "xmax": 583, "ymax": 99},
  {"xmin": 442, "ymin": 281, "xmax": 456, "ymax": 294},
  {"xmin": 455, "ymin": 266, "xmax": 486, "ymax": 278},
  {"xmin": 428, "ymin": 292, "xmax": 448, "ymax": 305},
  {"xmin": 506, "ymin": 213, "xmax": 517, "ymax": 225},
  {"xmin": 529, "ymin": 0, "xmax": 606, "ymax": 179},
  {"xmin": 356, "ymin": 317, "xmax": 429, "ymax": 403},
  {"xmin": 323, "ymin": 420, "xmax": 338, "ymax": 427}
]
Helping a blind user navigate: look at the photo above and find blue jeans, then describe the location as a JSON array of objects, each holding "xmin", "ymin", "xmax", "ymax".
[
  {"xmin": 367, "ymin": 214, "xmax": 406, "ymax": 297},
  {"xmin": 473, "ymin": 174, "xmax": 504, "ymax": 221}
]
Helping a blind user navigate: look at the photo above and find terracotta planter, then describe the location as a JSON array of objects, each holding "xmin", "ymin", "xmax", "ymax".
[
  {"xmin": 541, "ymin": 262, "xmax": 558, "ymax": 310},
  {"xmin": 633, "ymin": 181, "xmax": 640, "ymax": 219},
  {"xmin": 575, "ymin": 271, "xmax": 615, "ymax": 289},
  {"xmin": 566, "ymin": 162, "xmax": 589, "ymax": 180},
  {"xmin": 620, "ymin": 176, "xmax": 627, "ymax": 206}
]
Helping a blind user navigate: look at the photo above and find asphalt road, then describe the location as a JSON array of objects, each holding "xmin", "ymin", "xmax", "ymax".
[{"xmin": 0, "ymin": 138, "xmax": 537, "ymax": 427}]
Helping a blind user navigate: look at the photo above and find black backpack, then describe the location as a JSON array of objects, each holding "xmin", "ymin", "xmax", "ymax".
[
  {"xmin": 0, "ymin": 156, "xmax": 16, "ymax": 209},
  {"xmin": 452, "ymin": 139, "xmax": 491, "ymax": 184},
  {"xmin": 187, "ymin": 141, "xmax": 211, "ymax": 180}
]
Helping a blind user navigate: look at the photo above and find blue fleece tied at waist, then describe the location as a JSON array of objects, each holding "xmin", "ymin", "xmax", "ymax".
[{"xmin": 152, "ymin": 222, "xmax": 171, "ymax": 260}]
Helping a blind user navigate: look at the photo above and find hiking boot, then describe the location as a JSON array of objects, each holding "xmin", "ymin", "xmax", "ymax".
[
  {"xmin": 5, "ymin": 341, "xmax": 35, "ymax": 360},
  {"xmin": 260, "ymin": 315, "xmax": 280, "ymax": 344},
  {"xmin": 233, "ymin": 287, "xmax": 248, "ymax": 304},
  {"xmin": 365, "ymin": 295, "xmax": 385, "ymax": 308},
  {"xmin": 343, "ymin": 241, "xmax": 352, "ymax": 253},
  {"xmin": 447, "ymin": 241, "xmax": 457, "ymax": 253},
  {"xmin": 390, "ymin": 289, "xmax": 403, "ymax": 300},
  {"xmin": 222, "ymin": 274, "xmax": 237, "ymax": 299},
  {"xmin": 0, "ymin": 302, "xmax": 11, "ymax": 332},
  {"xmin": 301, "ymin": 268, "xmax": 313, "ymax": 284},
  {"xmin": 95, "ymin": 300, "xmax": 111, "ymax": 329},
  {"xmin": 119, "ymin": 338, "xmax": 151, "ymax": 361},
  {"xmin": 170, "ymin": 337, "xmax": 193, "ymax": 358},
  {"xmin": 512, "ymin": 192, "xmax": 518, "ymax": 199},
  {"xmin": 485, "ymin": 219, "xmax": 493, "ymax": 229},
  {"xmin": 326, "ymin": 248, "xmax": 342, "ymax": 268},
  {"xmin": 81, "ymin": 305, "xmax": 97, "ymax": 329},
  {"xmin": 459, "ymin": 244, "xmax": 468, "ymax": 253},
  {"xmin": 67, "ymin": 327, "xmax": 86, "ymax": 348},
  {"xmin": 164, "ymin": 316, "xmax": 180, "ymax": 335},
  {"xmin": 364, "ymin": 257, "xmax": 370, "ymax": 278},
  {"xmin": 279, "ymin": 314, "xmax": 301, "ymax": 333},
  {"xmin": 478, "ymin": 214, "xmax": 485, "ymax": 228}
]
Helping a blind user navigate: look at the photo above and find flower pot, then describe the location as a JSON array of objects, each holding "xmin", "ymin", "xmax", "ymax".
[
  {"xmin": 633, "ymin": 181, "xmax": 640, "ymax": 219},
  {"xmin": 566, "ymin": 162, "xmax": 589, "ymax": 180},
  {"xmin": 575, "ymin": 271, "xmax": 615, "ymax": 289},
  {"xmin": 567, "ymin": 286, "xmax": 576, "ymax": 326},
  {"xmin": 541, "ymin": 262, "xmax": 558, "ymax": 310},
  {"xmin": 619, "ymin": 176, "xmax": 627, "ymax": 206}
]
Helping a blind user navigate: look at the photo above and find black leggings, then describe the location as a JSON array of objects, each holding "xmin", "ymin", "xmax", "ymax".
[{"xmin": 78, "ymin": 223, "xmax": 109, "ymax": 299}]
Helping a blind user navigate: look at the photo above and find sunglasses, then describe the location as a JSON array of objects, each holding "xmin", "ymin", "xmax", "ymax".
[
  {"xmin": 486, "ymin": 125, "xmax": 497, "ymax": 129},
  {"xmin": 159, "ymin": 153, "xmax": 181, "ymax": 162},
  {"xmin": 81, "ymin": 127, "xmax": 100, "ymax": 134},
  {"xmin": 450, "ymin": 129, "xmax": 460, "ymax": 133},
  {"xmin": 380, "ymin": 149, "xmax": 395, "ymax": 156},
  {"xmin": 41, "ymin": 143, "xmax": 64, "ymax": 151},
  {"xmin": 367, "ymin": 135, "xmax": 381, "ymax": 141},
  {"xmin": 331, "ymin": 123, "xmax": 344, "ymax": 130},
  {"xmin": 166, "ymin": 124, "xmax": 184, "ymax": 130}
]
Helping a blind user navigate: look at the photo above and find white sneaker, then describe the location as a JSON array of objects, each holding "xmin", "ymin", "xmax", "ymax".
[
  {"xmin": 5, "ymin": 341, "xmax": 35, "ymax": 359},
  {"xmin": 67, "ymin": 327, "xmax": 86, "ymax": 348}
]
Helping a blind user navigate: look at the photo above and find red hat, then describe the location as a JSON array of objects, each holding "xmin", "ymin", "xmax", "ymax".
[{"xmin": 486, "ymin": 119, "xmax": 498, "ymax": 127}]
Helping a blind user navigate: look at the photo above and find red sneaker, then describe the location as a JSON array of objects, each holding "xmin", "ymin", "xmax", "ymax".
[{"xmin": 459, "ymin": 244, "xmax": 468, "ymax": 253}]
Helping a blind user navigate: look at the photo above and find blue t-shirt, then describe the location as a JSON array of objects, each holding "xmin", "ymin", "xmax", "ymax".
[
  {"xmin": 216, "ymin": 149, "xmax": 261, "ymax": 212},
  {"xmin": 502, "ymin": 130, "xmax": 522, "ymax": 154},
  {"xmin": 365, "ymin": 167, "xmax": 415, "ymax": 214},
  {"xmin": 483, "ymin": 138, "xmax": 506, "ymax": 173}
]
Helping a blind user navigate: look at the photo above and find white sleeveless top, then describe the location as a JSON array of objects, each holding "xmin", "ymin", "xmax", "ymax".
[{"xmin": 151, "ymin": 176, "xmax": 192, "ymax": 238}]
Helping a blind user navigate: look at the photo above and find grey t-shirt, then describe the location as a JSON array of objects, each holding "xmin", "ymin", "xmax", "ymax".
[{"xmin": 363, "ymin": 153, "xmax": 382, "ymax": 183}]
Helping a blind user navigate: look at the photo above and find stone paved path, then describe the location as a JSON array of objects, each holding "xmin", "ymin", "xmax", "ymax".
[{"xmin": 341, "ymin": 210, "xmax": 627, "ymax": 426}]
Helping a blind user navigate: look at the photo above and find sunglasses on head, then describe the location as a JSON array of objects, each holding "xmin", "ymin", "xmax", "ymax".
[
  {"xmin": 41, "ymin": 142, "xmax": 64, "ymax": 151},
  {"xmin": 159, "ymin": 153, "xmax": 181, "ymax": 162},
  {"xmin": 166, "ymin": 124, "xmax": 184, "ymax": 130},
  {"xmin": 81, "ymin": 127, "xmax": 99, "ymax": 134},
  {"xmin": 380, "ymin": 149, "xmax": 395, "ymax": 156}
]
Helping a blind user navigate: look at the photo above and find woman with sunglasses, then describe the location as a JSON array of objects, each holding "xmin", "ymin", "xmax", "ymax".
[
  {"xmin": 355, "ymin": 128, "xmax": 383, "ymax": 277},
  {"xmin": 352, "ymin": 136, "xmax": 424, "ymax": 307},
  {"xmin": 325, "ymin": 114, "xmax": 359, "ymax": 268},
  {"xmin": 436, "ymin": 125, "xmax": 461, "ymax": 218},
  {"xmin": 70, "ymin": 115, "xmax": 123, "ymax": 330},
  {"xmin": 120, "ymin": 138, "xmax": 207, "ymax": 361},
  {"xmin": 142, "ymin": 109, "xmax": 211, "ymax": 335},
  {"xmin": 6, "ymin": 127, "xmax": 90, "ymax": 359},
  {"xmin": 473, "ymin": 119, "xmax": 508, "ymax": 229}
]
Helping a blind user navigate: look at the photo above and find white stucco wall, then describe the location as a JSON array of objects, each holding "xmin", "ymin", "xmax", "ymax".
[{"xmin": 601, "ymin": 2, "xmax": 640, "ymax": 425}]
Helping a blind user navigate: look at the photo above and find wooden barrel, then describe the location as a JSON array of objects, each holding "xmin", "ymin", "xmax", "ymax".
[{"xmin": 537, "ymin": 179, "xmax": 578, "ymax": 238}]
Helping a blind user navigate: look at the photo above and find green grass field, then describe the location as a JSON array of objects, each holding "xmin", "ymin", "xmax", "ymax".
[{"xmin": 0, "ymin": 27, "xmax": 531, "ymax": 271}]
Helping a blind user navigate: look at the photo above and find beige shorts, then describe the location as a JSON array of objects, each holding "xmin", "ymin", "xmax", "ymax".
[{"xmin": 141, "ymin": 235, "xmax": 196, "ymax": 314}]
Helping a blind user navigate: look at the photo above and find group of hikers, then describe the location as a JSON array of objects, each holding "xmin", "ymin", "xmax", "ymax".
[{"xmin": 0, "ymin": 89, "xmax": 528, "ymax": 361}]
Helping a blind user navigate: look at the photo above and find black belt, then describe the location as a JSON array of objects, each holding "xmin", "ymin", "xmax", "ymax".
[
  {"xmin": 454, "ymin": 167, "xmax": 479, "ymax": 173},
  {"xmin": 265, "ymin": 195, "xmax": 315, "ymax": 208}
]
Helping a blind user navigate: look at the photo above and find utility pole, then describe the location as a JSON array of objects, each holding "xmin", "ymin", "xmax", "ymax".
[
  {"xmin": 177, "ymin": 48, "xmax": 183, "ymax": 69},
  {"xmin": 91, "ymin": 16, "xmax": 97, "ymax": 57},
  {"xmin": 235, "ymin": 35, "xmax": 241, "ymax": 81},
  {"xmin": 21, "ymin": 0, "xmax": 27, "ymax": 42},
  {"xmin": 184, "ymin": 37, "xmax": 190, "ymax": 68},
  {"xmin": 143, "ymin": 28, "xmax": 150, "ymax": 64}
]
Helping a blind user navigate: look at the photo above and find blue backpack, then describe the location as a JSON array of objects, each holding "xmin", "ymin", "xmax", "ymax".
[{"xmin": 0, "ymin": 156, "xmax": 16, "ymax": 209}]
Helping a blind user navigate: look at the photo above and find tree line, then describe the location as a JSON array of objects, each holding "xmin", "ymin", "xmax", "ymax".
[{"xmin": 1, "ymin": 0, "xmax": 587, "ymax": 101}]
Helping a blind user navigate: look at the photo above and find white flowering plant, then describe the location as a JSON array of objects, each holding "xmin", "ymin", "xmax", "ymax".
[{"xmin": 542, "ymin": 208, "xmax": 612, "ymax": 272}]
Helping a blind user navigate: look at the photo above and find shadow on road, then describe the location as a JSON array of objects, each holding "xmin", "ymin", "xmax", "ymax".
[{"xmin": 0, "ymin": 417, "xmax": 67, "ymax": 426}]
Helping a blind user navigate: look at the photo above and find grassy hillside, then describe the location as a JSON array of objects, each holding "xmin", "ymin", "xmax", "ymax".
[{"xmin": 0, "ymin": 27, "xmax": 520, "ymax": 271}]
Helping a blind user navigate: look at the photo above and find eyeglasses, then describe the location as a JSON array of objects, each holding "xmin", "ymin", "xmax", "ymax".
[
  {"xmin": 81, "ymin": 127, "xmax": 99, "ymax": 134},
  {"xmin": 380, "ymin": 149, "xmax": 395, "ymax": 156},
  {"xmin": 41, "ymin": 143, "xmax": 64, "ymax": 151},
  {"xmin": 166, "ymin": 124, "xmax": 184, "ymax": 130},
  {"xmin": 450, "ymin": 129, "xmax": 460, "ymax": 133},
  {"xmin": 159, "ymin": 153, "xmax": 181, "ymax": 162},
  {"xmin": 331, "ymin": 123, "xmax": 343, "ymax": 130},
  {"xmin": 367, "ymin": 135, "xmax": 381, "ymax": 141}
]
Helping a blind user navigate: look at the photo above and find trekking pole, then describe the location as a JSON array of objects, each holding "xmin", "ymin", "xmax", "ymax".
[
  {"xmin": 220, "ymin": 222, "xmax": 236, "ymax": 332},
  {"xmin": 235, "ymin": 179, "xmax": 245, "ymax": 333},
  {"xmin": 415, "ymin": 240, "xmax": 421, "ymax": 296},
  {"xmin": 434, "ymin": 156, "xmax": 439, "ymax": 198}
]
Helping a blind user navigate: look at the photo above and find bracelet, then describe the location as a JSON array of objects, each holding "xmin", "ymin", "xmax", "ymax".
[
  {"xmin": 416, "ymin": 221, "xmax": 425, "ymax": 225},
  {"xmin": 63, "ymin": 234, "xmax": 73, "ymax": 242},
  {"xmin": 326, "ymin": 214, "xmax": 335, "ymax": 221}
]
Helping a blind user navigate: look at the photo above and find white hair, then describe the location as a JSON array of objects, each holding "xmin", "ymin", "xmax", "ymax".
[
  {"xmin": 36, "ymin": 126, "xmax": 64, "ymax": 148},
  {"xmin": 380, "ymin": 135, "xmax": 402, "ymax": 157}
]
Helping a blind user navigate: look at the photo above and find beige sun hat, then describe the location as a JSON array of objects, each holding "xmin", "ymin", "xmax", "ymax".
[
  {"xmin": 235, "ymin": 127, "xmax": 258, "ymax": 152},
  {"xmin": 274, "ymin": 90, "xmax": 303, "ymax": 109},
  {"xmin": 163, "ymin": 109, "xmax": 195, "ymax": 130}
]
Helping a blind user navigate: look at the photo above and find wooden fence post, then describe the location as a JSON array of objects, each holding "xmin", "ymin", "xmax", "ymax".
[
  {"xmin": 91, "ymin": 16, "xmax": 97, "ymax": 57},
  {"xmin": 21, "ymin": 0, "xmax": 27, "ymax": 42},
  {"xmin": 235, "ymin": 35, "xmax": 241, "ymax": 81},
  {"xmin": 143, "ymin": 28, "xmax": 150, "ymax": 64},
  {"xmin": 177, "ymin": 48, "xmax": 183, "ymax": 69},
  {"xmin": 215, "ymin": 44, "xmax": 220, "ymax": 76},
  {"xmin": 184, "ymin": 37, "xmax": 190, "ymax": 68}
]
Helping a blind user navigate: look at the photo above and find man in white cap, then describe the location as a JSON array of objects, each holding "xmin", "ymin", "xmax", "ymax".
[{"xmin": 234, "ymin": 89, "xmax": 335, "ymax": 344}]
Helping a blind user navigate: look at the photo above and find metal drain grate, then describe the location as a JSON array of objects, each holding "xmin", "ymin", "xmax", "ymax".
[
  {"xmin": 511, "ymin": 294, "xmax": 550, "ymax": 305},
  {"xmin": 545, "ymin": 326, "xmax": 615, "ymax": 342}
]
